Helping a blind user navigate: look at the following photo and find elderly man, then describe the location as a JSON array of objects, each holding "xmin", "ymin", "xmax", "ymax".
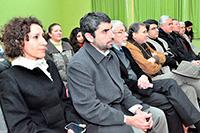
[
  {"xmin": 144, "ymin": 19, "xmax": 178, "ymax": 71},
  {"xmin": 143, "ymin": 19, "xmax": 200, "ymax": 111},
  {"xmin": 159, "ymin": 15, "xmax": 200, "ymax": 64},
  {"xmin": 67, "ymin": 12, "xmax": 168, "ymax": 133},
  {"xmin": 111, "ymin": 20, "xmax": 200, "ymax": 133},
  {"xmin": 179, "ymin": 21, "xmax": 198, "ymax": 53},
  {"xmin": 126, "ymin": 22, "xmax": 200, "ymax": 132}
]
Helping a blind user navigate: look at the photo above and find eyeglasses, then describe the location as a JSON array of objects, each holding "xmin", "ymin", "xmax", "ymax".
[{"xmin": 113, "ymin": 31, "xmax": 126, "ymax": 35}]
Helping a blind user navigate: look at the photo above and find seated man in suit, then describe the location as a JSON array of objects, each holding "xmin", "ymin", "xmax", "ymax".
[
  {"xmin": 144, "ymin": 19, "xmax": 200, "ymax": 111},
  {"xmin": 159, "ymin": 15, "xmax": 200, "ymax": 64},
  {"xmin": 143, "ymin": 19, "xmax": 178, "ymax": 71},
  {"xmin": 126, "ymin": 22, "xmax": 200, "ymax": 109},
  {"xmin": 111, "ymin": 20, "xmax": 200, "ymax": 133},
  {"xmin": 67, "ymin": 12, "xmax": 168, "ymax": 133}
]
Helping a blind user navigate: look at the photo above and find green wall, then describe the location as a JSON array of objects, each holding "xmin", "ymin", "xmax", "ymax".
[
  {"xmin": 0, "ymin": 0, "xmax": 91, "ymax": 38},
  {"xmin": 62, "ymin": 0, "xmax": 91, "ymax": 37}
]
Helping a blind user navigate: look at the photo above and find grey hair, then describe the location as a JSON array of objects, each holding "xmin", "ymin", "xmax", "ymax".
[
  {"xmin": 179, "ymin": 21, "xmax": 185, "ymax": 26},
  {"xmin": 159, "ymin": 15, "xmax": 171, "ymax": 25},
  {"xmin": 111, "ymin": 20, "xmax": 124, "ymax": 31}
]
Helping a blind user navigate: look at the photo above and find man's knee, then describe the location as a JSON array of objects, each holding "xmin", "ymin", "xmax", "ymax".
[{"xmin": 147, "ymin": 106, "xmax": 166, "ymax": 122}]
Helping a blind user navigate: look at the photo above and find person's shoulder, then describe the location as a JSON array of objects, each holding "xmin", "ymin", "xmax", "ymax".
[
  {"xmin": 71, "ymin": 47, "xmax": 88, "ymax": 61},
  {"xmin": 0, "ymin": 66, "xmax": 16, "ymax": 81},
  {"xmin": 62, "ymin": 40, "xmax": 73, "ymax": 50},
  {"xmin": 0, "ymin": 58, "xmax": 10, "ymax": 73},
  {"xmin": 46, "ymin": 59, "xmax": 56, "ymax": 67},
  {"xmin": 68, "ymin": 48, "xmax": 92, "ymax": 71}
]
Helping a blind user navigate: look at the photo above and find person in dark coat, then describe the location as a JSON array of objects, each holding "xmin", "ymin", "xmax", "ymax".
[
  {"xmin": 0, "ymin": 16, "xmax": 84, "ymax": 133},
  {"xmin": 111, "ymin": 20, "xmax": 200, "ymax": 133},
  {"xmin": 67, "ymin": 12, "xmax": 168, "ymax": 133},
  {"xmin": 158, "ymin": 15, "xmax": 200, "ymax": 64}
]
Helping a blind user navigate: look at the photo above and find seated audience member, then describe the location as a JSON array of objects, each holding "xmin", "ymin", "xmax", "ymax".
[
  {"xmin": 179, "ymin": 21, "xmax": 199, "ymax": 54},
  {"xmin": 69, "ymin": 27, "xmax": 85, "ymax": 53},
  {"xmin": 67, "ymin": 12, "xmax": 168, "ymax": 133},
  {"xmin": 171, "ymin": 19, "xmax": 200, "ymax": 61},
  {"xmin": 126, "ymin": 22, "xmax": 200, "ymax": 111},
  {"xmin": 111, "ymin": 20, "xmax": 200, "ymax": 133},
  {"xmin": 144, "ymin": 19, "xmax": 178, "ymax": 71},
  {"xmin": 185, "ymin": 20, "xmax": 194, "ymax": 42},
  {"xmin": 0, "ymin": 16, "xmax": 84, "ymax": 133},
  {"xmin": 45, "ymin": 23, "xmax": 74, "ymax": 87},
  {"xmin": 158, "ymin": 15, "xmax": 200, "ymax": 64},
  {"xmin": 144, "ymin": 20, "xmax": 200, "ymax": 110},
  {"xmin": 179, "ymin": 22, "xmax": 191, "ymax": 44}
]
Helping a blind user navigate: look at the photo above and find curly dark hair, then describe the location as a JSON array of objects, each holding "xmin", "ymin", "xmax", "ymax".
[{"xmin": 1, "ymin": 16, "xmax": 42, "ymax": 59}]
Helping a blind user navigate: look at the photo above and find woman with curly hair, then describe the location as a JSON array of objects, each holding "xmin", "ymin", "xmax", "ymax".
[{"xmin": 0, "ymin": 16, "xmax": 85, "ymax": 133}]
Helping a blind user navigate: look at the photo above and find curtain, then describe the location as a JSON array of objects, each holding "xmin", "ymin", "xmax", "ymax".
[
  {"xmin": 134, "ymin": 0, "xmax": 200, "ymax": 38},
  {"xmin": 91, "ymin": 0, "xmax": 200, "ymax": 38},
  {"xmin": 181, "ymin": 0, "xmax": 200, "ymax": 38},
  {"xmin": 91, "ymin": 0, "xmax": 128, "ymax": 26}
]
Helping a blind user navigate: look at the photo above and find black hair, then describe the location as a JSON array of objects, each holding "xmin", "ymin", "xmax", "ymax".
[
  {"xmin": 127, "ymin": 22, "xmax": 145, "ymax": 42},
  {"xmin": 143, "ymin": 19, "xmax": 158, "ymax": 31},
  {"xmin": 184, "ymin": 21, "xmax": 193, "ymax": 41},
  {"xmin": 184, "ymin": 21, "xmax": 193, "ymax": 27},
  {"xmin": 45, "ymin": 23, "xmax": 61, "ymax": 40},
  {"xmin": 69, "ymin": 27, "xmax": 84, "ymax": 52},
  {"xmin": 80, "ymin": 12, "xmax": 111, "ymax": 38}
]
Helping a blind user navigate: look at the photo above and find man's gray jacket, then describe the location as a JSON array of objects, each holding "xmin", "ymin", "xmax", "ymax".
[{"xmin": 67, "ymin": 42, "xmax": 148, "ymax": 133}]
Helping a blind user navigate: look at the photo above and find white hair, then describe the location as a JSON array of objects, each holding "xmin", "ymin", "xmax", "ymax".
[
  {"xmin": 159, "ymin": 15, "xmax": 171, "ymax": 25},
  {"xmin": 179, "ymin": 21, "xmax": 185, "ymax": 26},
  {"xmin": 111, "ymin": 20, "xmax": 124, "ymax": 31}
]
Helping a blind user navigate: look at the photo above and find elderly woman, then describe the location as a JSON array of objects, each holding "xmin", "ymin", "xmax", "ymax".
[{"xmin": 0, "ymin": 17, "xmax": 84, "ymax": 133}]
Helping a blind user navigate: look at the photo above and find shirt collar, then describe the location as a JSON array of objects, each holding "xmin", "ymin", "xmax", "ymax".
[
  {"xmin": 49, "ymin": 39, "xmax": 62, "ymax": 45},
  {"xmin": 12, "ymin": 56, "xmax": 52, "ymax": 80},
  {"xmin": 84, "ymin": 43, "xmax": 112, "ymax": 64},
  {"xmin": 112, "ymin": 44, "xmax": 121, "ymax": 51},
  {"xmin": 91, "ymin": 44, "xmax": 110, "ymax": 56},
  {"xmin": 12, "ymin": 56, "xmax": 47, "ymax": 69}
]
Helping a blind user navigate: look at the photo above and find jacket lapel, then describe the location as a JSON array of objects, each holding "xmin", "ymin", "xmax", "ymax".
[
  {"xmin": 84, "ymin": 43, "xmax": 124, "ymax": 92},
  {"xmin": 105, "ymin": 51, "xmax": 124, "ymax": 92},
  {"xmin": 111, "ymin": 48, "xmax": 129, "ymax": 79}
]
